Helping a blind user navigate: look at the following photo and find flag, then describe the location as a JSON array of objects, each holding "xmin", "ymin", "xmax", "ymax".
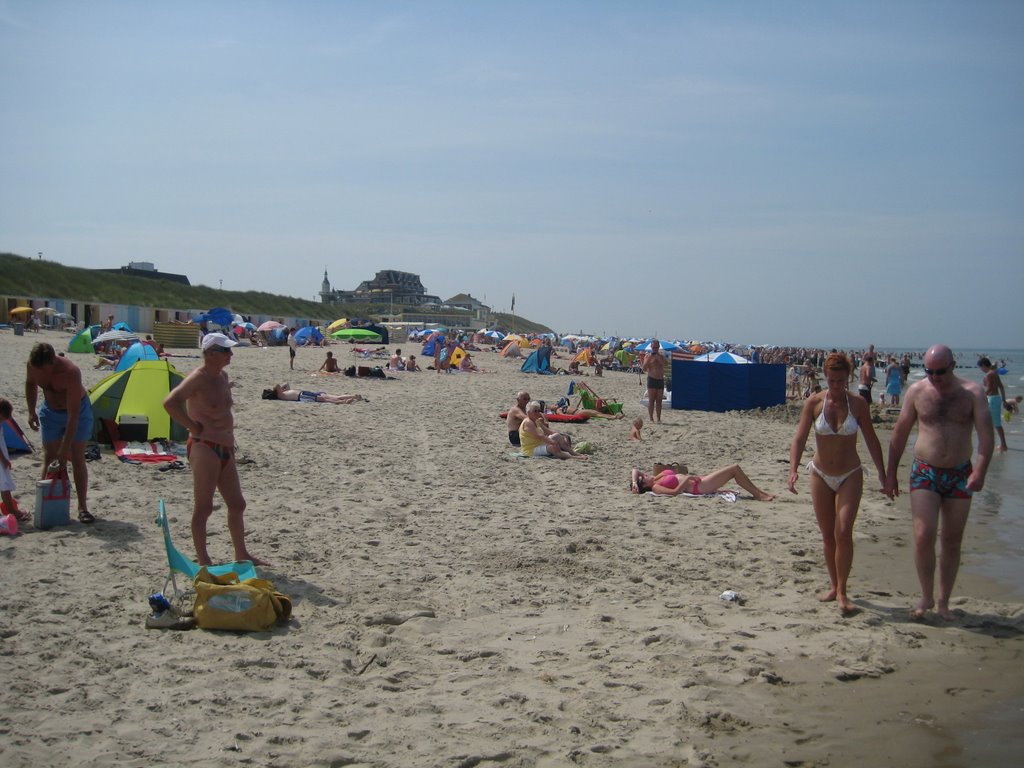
[
  {"xmin": 511, "ymin": 293, "xmax": 516, "ymax": 312},
  {"xmin": 671, "ymin": 350, "xmax": 694, "ymax": 362}
]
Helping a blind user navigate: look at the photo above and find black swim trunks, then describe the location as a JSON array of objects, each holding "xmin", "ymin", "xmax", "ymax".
[
  {"xmin": 647, "ymin": 377, "xmax": 664, "ymax": 391},
  {"xmin": 508, "ymin": 430, "xmax": 521, "ymax": 447}
]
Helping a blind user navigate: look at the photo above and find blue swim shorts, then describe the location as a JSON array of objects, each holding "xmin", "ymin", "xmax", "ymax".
[{"xmin": 40, "ymin": 396, "xmax": 94, "ymax": 444}]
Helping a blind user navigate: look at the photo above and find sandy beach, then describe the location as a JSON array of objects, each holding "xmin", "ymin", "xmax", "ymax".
[{"xmin": 0, "ymin": 330, "xmax": 1021, "ymax": 768}]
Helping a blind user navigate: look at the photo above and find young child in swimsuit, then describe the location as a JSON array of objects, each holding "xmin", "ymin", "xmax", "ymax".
[{"xmin": 629, "ymin": 417, "xmax": 643, "ymax": 441}]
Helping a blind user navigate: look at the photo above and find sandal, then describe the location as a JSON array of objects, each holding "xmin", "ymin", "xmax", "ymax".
[{"xmin": 77, "ymin": 509, "xmax": 96, "ymax": 524}]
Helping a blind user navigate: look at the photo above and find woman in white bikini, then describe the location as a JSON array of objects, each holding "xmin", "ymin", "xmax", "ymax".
[{"xmin": 789, "ymin": 352, "xmax": 885, "ymax": 615}]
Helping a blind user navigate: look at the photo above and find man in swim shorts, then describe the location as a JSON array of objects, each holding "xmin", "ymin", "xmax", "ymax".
[
  {"xmin": 268, "ymin": 384, "xmax": 363, "ymax": 404},
  {"xmin": 978, "ymin": 357, "xmax": 1009, "ymax": 452},
  {"xmin": 642, "ymin": 338, "xmax": 666, "ymax": 423},
  {"xmin": 25, "ymin": 342, "xmax": 95, "ymax": 523},
  {"xmin": 884, "ymin": 344, "xmax": 994, "ymax": 621},
  {"xmin": 164, "ymin": 333, "xmax": 268, "ymax": 567},
  {"xmin": 505, "ymin": 391, "xmax": 530, "ymax": 446}
]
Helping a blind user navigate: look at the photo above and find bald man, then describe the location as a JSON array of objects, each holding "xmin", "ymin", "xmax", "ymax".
[{"xmin": 884, "ymin": 344, "xmax": 994, "ymax": 621}]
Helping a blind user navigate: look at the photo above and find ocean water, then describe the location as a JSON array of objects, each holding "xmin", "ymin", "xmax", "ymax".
[{"xmin": 884, "ymin": 348, "xmax": 1023, "ymax": 599}]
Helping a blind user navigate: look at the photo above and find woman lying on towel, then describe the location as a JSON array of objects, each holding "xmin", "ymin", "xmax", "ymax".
[
  {"xmin": 263, "ymin": 384, "xmax": 365, "ymax": 405},
  {"xmin": 549, "ymin": 397, "xmax": 624, "ymax": 420},
  {"xmin": 630, "ymin": 464, "xmax": 775, "ymax": 501}
]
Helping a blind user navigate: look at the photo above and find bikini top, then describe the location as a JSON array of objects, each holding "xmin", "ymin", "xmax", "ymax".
[{"xmin": 814, "ymin": 393, "xmax": 858, "ymax": 436}]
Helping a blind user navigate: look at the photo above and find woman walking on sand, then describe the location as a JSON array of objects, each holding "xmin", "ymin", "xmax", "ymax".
[{"xmin": 789, "ymin": 352, "xmax": 886, "ymax": 615}]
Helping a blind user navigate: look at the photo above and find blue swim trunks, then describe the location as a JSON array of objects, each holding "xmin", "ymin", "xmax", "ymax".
[
  {"xmin": 40, "ymin": 396, "xmax": 94, "ymax": 444},
  {"xmin": 298, "ymin": 391, "xmax": 321, "ymax": 403}
]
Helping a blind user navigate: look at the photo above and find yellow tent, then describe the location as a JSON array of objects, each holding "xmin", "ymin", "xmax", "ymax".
[{"xmin": 327, "ymin": 318, "xmax": 349, "ymax": 332}]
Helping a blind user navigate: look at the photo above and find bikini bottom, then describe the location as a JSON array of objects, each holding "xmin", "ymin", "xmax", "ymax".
[{"xmin": 807, "ymin": 461, "xmax": 864, "ymax": 493}]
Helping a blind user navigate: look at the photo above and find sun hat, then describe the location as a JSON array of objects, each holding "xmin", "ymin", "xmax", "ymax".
[{"xmin": 201, "ymin": 332, "xmax": 238, "ymax": 352}]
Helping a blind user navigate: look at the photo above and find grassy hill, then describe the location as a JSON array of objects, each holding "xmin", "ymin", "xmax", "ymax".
[{"xmin": 1, "ymin": 252, "xmax": 552, "ymax": 332}]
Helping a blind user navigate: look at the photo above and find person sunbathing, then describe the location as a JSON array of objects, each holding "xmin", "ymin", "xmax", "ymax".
[
  {"xmin": 263, "ymin": 384, "xmax": 364, "ymax": 404},
  {"xmin": 630, "ymin": 464, "xmax": 774, "ymax": 500},
  {"xmin": 549, "ymin": 397, "xmax": 624, "ymax": 420}
]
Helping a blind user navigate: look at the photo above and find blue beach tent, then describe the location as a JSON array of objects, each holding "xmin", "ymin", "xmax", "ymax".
[
  {"xmin": 2, "ymin": 417, "xmax": 33, "ymax": 454},
  {"xmin": 521, "ymin": 349, "xmax": 553, "ymax": 374},
  {"xmin": 115, "ymin": 341, "xmax": 161, "ymax": 372},
  {"xmin": 293, "ymin": 326, "xmax": 324, "ymax": 346}
]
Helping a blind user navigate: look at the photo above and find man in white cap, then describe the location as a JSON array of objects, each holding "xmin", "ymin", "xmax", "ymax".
[{"xmin": 164, "ymin": 332, "xmax": 267, "ymax": 566}]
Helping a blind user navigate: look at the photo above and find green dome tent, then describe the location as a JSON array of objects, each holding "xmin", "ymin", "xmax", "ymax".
[
  {"xmin": 88, "ymin": 360, "xmax": 187, "ymax": 443},
  {"xmin": 68, "ymin": 326, "xmax": 98, "ymax": 353}
]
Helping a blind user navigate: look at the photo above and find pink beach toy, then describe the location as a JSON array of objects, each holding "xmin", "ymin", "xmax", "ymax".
[{"xmin": 0, "ymin": 513, "xmax": 18, "ymax": 536}]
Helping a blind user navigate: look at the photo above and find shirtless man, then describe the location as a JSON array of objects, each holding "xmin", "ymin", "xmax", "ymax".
[
  {"xmin": 270, "ymin": 384, "xmax": 363, "ymax": 404},
  {"xmin": 163, "ymin": 333, "xmax": 267, "ymax": 567},
  {"xmin": 978, "ymin": 357, "xmax": 1008, "ymax": 452},
  {"xmin": 388, "ymin": 348, "xmax": 404, "ymax": 371},
  {"xmin": 642, "ymin": 339, "xmax": 666, "ymax": 422},
  {"xmin": 857, "ymin": 355, "xmax": 874, "ymax": 404},
  {"xmin": 319, "ymin": 351, "xmax": 340, "ymax": 373},
  {"xmin": 506, "ymin": 391, "xmax": 530, "ymax": 446},
  {"xmin": 25, "ymin": 343, "xmax": 95, "ymax": 523},
  {"xmin": 884, "ymin": 344, "xmax": 994, "ymax": 621}
]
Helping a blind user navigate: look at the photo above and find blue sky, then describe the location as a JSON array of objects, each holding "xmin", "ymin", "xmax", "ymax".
[{"xmin": 2, "ymin": 1, "xmax": 1022, "ymax": 349}]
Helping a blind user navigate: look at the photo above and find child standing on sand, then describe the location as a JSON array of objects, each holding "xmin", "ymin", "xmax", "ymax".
[
  {"xmin": 629, "ymin": 416, "xmax": 643, "ymax": 441},
  {"xmin": 0, "ymin": 398, "xmax": 28, "ymax": 522}
]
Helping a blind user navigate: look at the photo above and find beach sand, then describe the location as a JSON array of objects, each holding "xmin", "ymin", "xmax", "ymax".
[{"xmin": 0, "ymin": 331, "xmax": 1021, "ymax": 767}]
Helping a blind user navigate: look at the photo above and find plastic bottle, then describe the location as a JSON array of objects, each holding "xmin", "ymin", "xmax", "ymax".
[{"xmin": 208, "ymin": 593, "xmax": 253, "ymax": 613}]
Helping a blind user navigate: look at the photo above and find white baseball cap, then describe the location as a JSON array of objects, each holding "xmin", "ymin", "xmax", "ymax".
[{"xmin": 202, "ymin": 332, "xmax": 239, "ymax": 352}]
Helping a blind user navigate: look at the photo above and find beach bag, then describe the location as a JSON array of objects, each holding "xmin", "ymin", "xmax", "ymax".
[
  {"xmin": 193, "ymin": 567, "xmax": 292, "ymax": 632},
  {"xmin": 34, "ymin": 462, "xmax": 71, "ymax": 530}
]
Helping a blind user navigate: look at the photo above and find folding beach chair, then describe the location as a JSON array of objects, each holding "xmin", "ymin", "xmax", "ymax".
[
  {"xmin": 156, "ymin": 499, "xmax": 257, "ymax": 598},
  {"xmin": 575, "ymin": 381, "xmax": 623, "ymax": 415}
]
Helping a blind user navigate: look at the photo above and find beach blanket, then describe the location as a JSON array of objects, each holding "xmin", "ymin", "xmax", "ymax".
[
  {"xmin": 114, "ymin": 439, "xmax": 181, "ymax": 463},
  {"xmin": 647, "ymin": 490, "xmax": 738, "ymax": 503}
]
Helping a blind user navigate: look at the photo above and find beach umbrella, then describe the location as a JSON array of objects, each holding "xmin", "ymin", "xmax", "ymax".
[
  {"xmin": 232, "ymin": 313, "xmax": 245, "ymax": 326},
  {"xmin": 112, "ymin": 322, "xmax": 133, "ymax": 332},
  {"xmin": 693, "ymin": 351, "xmax": 751, "ymax": 364},
  {"xmin": 92, "ymin": 329, "xmax": 139, "ymax": 345},
  {"xmin": 483, "ymin": 330, "xmax": 505, "ymax": 340},
  {"xmin": 257, "ymin": 320, "xmax": 284, "ymax": 332},
  {"xmin": 34, "ymin": 307, "xmax": 58, "ymax": 317},
  {"xmin": 636, "ymin": 340, "xmax": 680, "ymax": 352},
  {"xmin": 8, "ymin": 306, "xmax": 33, "ymax": 316},
  {"xmin": 206, "ymin": 307, "xmax": 233, "ymax": 327},
  {"xmin": 326, "ymin": 318, "xmax": 349, "ymax": 332},
  {"xmin": 331, "ymin": 328, "xmax": 382, "ymax": 341}
]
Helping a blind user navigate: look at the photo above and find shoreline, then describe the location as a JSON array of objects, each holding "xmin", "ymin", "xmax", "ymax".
[{"xmin": 0, "ymin": 330, "xmax": 1021, "ymax": 767}]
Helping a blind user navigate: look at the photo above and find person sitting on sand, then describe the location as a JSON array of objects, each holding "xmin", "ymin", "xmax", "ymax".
[
  {"xmin": 520, "ymin": 401, "xmax": 588, "ymax": 460},
  {"xmin": 629, "ymin": 416, "xmax": 643, "ymax": 441},
  {"xmin": 319, "ymin": 351, "xmax": 340, "ymax": 373},
  {"xmin": 506, "ymin": 391, "xmax": 530, "ymax": 446},
  {"xmin": 389, "ymin": 349, "xmax": 405, "ymax": 371},
  {"xmin": 264, "ymin": 384, "xmax": 364, "ymax": 404},
  {"xmin": 630, "ymin": 464, "xmax": 774, "ymax": 500},
  {"xmin": 458, "ymin": 353, "xmax": 480, "ymax": 372},
  {"xmin": 404, "ymin": 354, "xmax": 420, "ymax": 372}
]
